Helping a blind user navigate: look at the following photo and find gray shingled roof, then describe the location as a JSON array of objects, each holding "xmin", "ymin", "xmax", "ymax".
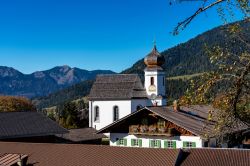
[
  {"xmin": 98, "ymin": 105, "xmax": 249, "ymax": 138},
  {"xmin": 56, "ymin": 128, "xmax": 107, "ymax": 142},
  {"xmin": 0, "ymin": 111, "xmax": 68, "ymax": 139},
  {"xmin": 88, "ymin": 74, "xmax": 148, "ymax": 100}
]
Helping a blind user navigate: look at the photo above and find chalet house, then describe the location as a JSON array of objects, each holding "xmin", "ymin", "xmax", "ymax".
[
  {"xmin": 98, "ymin": 105, "xmax": 249, "ymax": 149},
  {"xmin": 0, "ymin": 111, "xmax": 68, "ymax": 143},
  {"xmin": 88, "ymin": 44, "xmax": 167, "ymax": 130}
]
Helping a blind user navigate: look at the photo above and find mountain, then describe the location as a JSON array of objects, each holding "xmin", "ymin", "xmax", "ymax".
[
  {"xmin": 0, "ymin": 65, "xmax": 115, "ymax": 98},
  {"xmin": 122, "ymin": 20, "xmax": 250, "ymax": 76}
]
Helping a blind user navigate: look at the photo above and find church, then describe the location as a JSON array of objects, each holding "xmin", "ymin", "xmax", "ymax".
[
  {"xmin": 88, "ymin": 44, "xmax": 249, "ymax": 149},
  {"xmin": 88, "ymin": 44, "xmax": 166, "ymax": 130}
]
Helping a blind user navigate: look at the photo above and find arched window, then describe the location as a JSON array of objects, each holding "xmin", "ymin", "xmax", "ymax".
[
  {"xmin": 150, "ymin": 77, "xmax": 154, "ymax": 85},
  {"xmin": 113, "ymin": 106, "xmax": 119, "ymax": 122},
  {"xmin": 94, "ymin": 106, "xmax": 100, "ymax": 122}
]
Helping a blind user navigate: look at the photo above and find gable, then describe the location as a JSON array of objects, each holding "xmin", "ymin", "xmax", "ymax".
[{"xmin": 98, "ymin": 108, "xmax": 195, "ymax": 136}]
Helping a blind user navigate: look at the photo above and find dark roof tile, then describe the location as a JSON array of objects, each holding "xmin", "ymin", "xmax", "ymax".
[
  {"xmin": 56, "ymin": 128, "xmax": 107, "ymax": 142},
  {"xmin": 0, "ymin": 111, "xmax": 68, "ymax": 139},
  {"xmin": 88, "ymin": 74, "xmax": 147, "ymax": 100}
]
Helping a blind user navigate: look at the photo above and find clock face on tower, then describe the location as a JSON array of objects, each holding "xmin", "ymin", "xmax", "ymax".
[{"xmin": 148, "ymin": 85, "xmax": 156, "ymax": 92}]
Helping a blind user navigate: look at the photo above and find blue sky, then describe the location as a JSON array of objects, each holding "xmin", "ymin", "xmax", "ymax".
[{"xmin": 0, "ymin": 0, "xmax": 244, "ymax": 73}]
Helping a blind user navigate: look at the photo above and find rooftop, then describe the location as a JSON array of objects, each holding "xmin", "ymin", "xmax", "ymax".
[
  {"xmin": 0, "ymin": 142, "xmax": 178, "ymax": 166},
  {"xmin": 98, "ymin": 105, "xmax": 249, "ymax": 138},
  {"xmin": 88, "ymin": 74, "xmax": 147, "ymax": 100},
  {"xmin": 0, "ymin": 111, "xmax": 68, "ymax": 139},
  {"xmin": 0, "ymin": 142, "xmax": 249, "ymax": 166},
  {"xmin": 56, "ymin": 128, "xmax": 107, "ymax": 142}
]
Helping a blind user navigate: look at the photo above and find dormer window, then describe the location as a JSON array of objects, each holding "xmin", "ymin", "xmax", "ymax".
[
  {"xmin": 113, "ymin": 106, "xmax": 119, "ymax": 122},
  {"xmin": 94, "ymin": 106, "xmax": 100, "ymax": 122}
]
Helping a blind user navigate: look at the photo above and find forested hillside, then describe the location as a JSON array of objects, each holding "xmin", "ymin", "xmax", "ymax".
[
  {"xmin": 122, "ymin": 20, "xmax": 250, "ymax": 76},
  {"xmin": 32, "ymin": 80, "xmax": 94, "ymax": 110}
]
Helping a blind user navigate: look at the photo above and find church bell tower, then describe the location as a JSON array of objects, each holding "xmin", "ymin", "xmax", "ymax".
[{"xmin": 144, "ymin": 43, "xmax": 166, "ymax": 106}]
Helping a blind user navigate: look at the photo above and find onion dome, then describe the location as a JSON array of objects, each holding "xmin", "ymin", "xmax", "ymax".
[{"xmin": 144, "ymin": 44, "xmax": 165, "ymax": 69}]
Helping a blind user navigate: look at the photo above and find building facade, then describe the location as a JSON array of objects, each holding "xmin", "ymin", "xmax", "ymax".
[{"xmin": 98, "ymin": 106, "xmax": 249, "ymax": 149}]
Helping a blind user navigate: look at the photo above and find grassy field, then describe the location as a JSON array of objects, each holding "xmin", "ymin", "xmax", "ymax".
[{"xmin": 167, "ymin": 73, "xmax": 204, "ymax": 80}]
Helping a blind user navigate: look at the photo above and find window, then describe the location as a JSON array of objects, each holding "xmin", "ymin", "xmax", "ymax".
[
  {"xmin": 183, "ymin": 141, "xmax": 196, "ymax": 148},
  {"xmin": 150, "ymin": 77, "xmax": 155, "ymax": 85},
  {"xmin": 131, "ymin": 139, "xmax": 142, "ymax": 147},
  {"xmin": 158, "ymin": 119, "xmax": 165, "ymax": 128},
  {"xmin": 150, "ymin": 140, "xmax": 161, "ymax": 148},
  {"xmin": 94, "ymin": 106, "xmax": 100, "ymax": 122},
  {"xmin": 164, "ymin": 141, "xmax": 176, "ymax": 149},
  {"xmin": 116, "ymin": 138, "xmax": 127, "ymax": 146},
  {"xmin": 113, "ymin": 106, "xmax": 119, "ymax": 122}
]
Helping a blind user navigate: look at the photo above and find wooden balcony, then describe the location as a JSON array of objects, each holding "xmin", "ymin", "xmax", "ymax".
[{"xmin": 129, "ymin": 125, "xmax": 175, "ymax": 137}]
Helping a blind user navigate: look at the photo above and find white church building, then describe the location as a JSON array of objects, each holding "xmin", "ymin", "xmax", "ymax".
[
  {"xmin": 88, "ymin": 44, "xmax": 166, "ymax": 130},
  {"xmin": 88, "ymin": 44, "xmax": 249, "ymax": 149}
]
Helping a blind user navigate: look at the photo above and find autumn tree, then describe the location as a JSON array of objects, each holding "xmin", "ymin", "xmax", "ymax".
[
  {"xmin": 0, "ymin": 96, "xmax": 36, "ymax": 112},
  {"xmin": 172, "ymin": 0, "xmax": 249, "ymax": 139}
]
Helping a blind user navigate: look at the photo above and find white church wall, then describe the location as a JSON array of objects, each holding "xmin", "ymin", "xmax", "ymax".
[
  {"xmin": 110, "ymin": 133, "xmax": 203, "ymax": 149},
  {"xmin": 90, "ymin": 100, "xmax": 132, "ymax": 130}
]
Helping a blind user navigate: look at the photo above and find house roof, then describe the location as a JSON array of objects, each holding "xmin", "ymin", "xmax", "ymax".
[
  {"xmin": 181, "ymin": 148, "xmax": 250, "ymax": 166},
  {"xmin": 0, "ymin": 142, "xmax": 249, "ymax": 166},
  {"xmin": 97, "ymin": 105, "xmax": 249, "ymax": 138},
  {"xmin": 0, "ymin": 111, "xmax": 68, "ymax": 139},
  {"xmin": 0, "ymin": 153, "xmax": 28, "ymax": 166},
  {"xmin": 88, "ymin": 74, "xmax": 148, "ymax": 100},
  {"xmin": 56, "ymin": 128, "xmax": 107, "ymax": 142},
  {"xmin": 0, "ymin": 142, "xmax": 179, "ymax": 166}
]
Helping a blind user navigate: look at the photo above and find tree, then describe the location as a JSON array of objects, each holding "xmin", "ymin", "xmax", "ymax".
[
  {"xmin": 172, "ymin": 0, "xmax": 249, "ymax": 35},
  {"xmin": 0, "ymin": 96, "xmax": 36, "ymax": 112},
  {"xmin": 172, "ymin": 0, "xmax": 250, "ymax": 140}
]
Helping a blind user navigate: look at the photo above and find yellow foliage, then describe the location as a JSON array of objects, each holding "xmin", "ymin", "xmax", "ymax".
[{"xmin": 0, "ymin": 96, "xmax": 35, "ymax": 112}]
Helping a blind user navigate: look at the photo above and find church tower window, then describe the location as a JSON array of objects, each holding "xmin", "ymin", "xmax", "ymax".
[{"xmin": 150, "ymin": 77, "xmax": 155, "ymax": 85}]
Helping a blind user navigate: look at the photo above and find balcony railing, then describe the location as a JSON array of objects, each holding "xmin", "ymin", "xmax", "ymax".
[{"xmin": 129, "ymin": 125, "xmax": 174, "ymax": 136}]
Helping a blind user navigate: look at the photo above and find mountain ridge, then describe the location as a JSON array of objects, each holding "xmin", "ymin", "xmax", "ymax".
[{"xmin": 0, "ymin": 65, "xmax": 115, "ymax": 98}]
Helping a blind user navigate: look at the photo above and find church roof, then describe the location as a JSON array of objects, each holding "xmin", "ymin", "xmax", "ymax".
[
  {"xmin": 144, "ymin": 45, "xmax": 165, "ymax": 70},
  {"xmin": 88, "ymin": 74, "xmax": 148, "ymax": 100}
]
